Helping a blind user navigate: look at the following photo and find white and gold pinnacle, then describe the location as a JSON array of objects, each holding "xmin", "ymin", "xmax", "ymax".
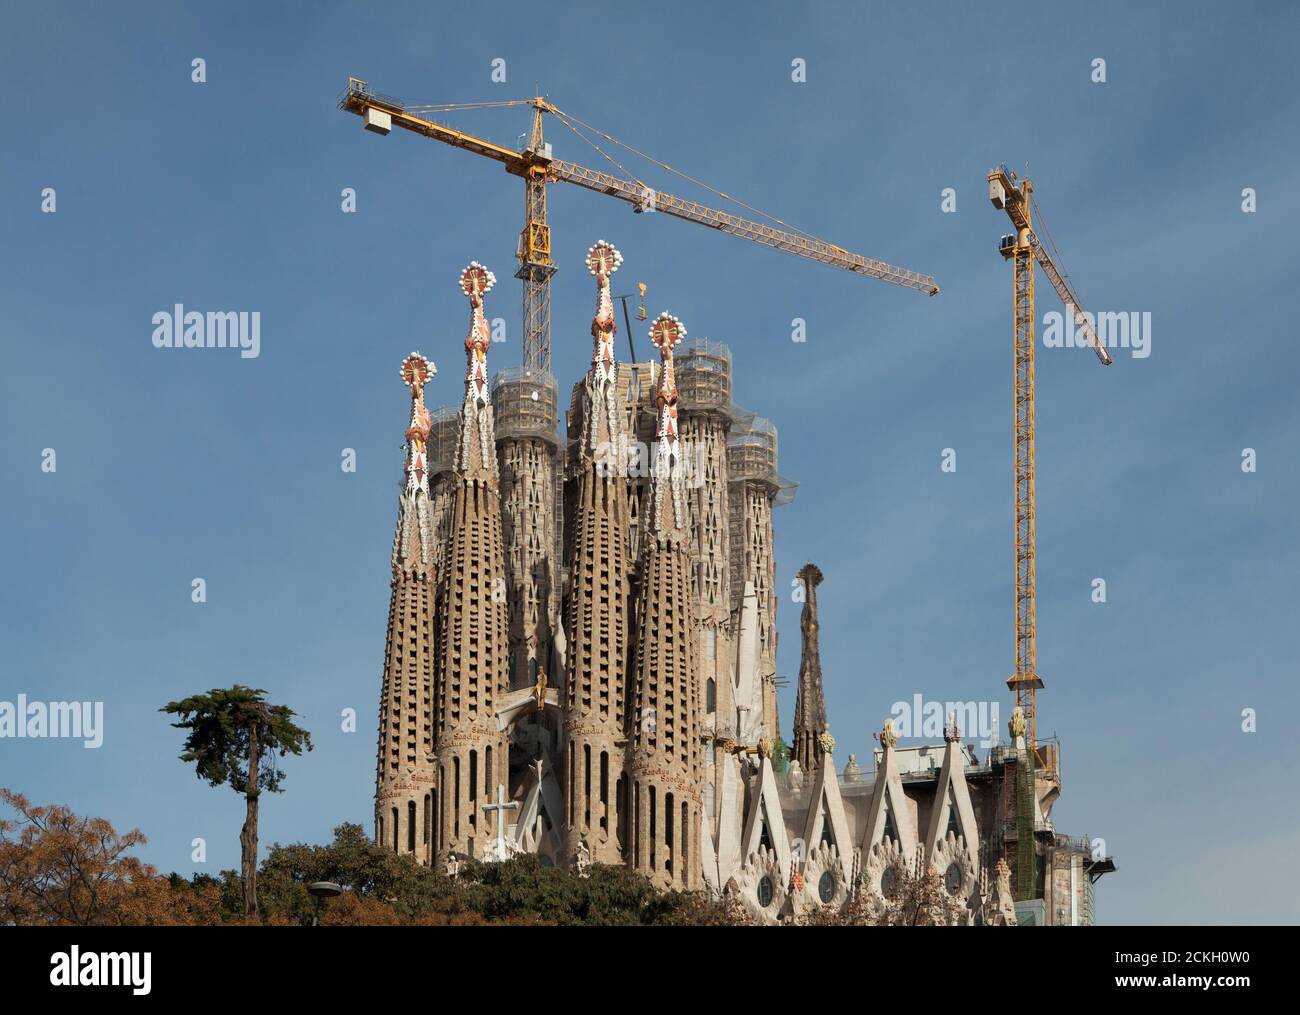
[
  {"xmin": 583, "ymin": 240, "xmax": 624, "ymax": 453},
  {"xmin": 400, "ymin": 352, "xmax": 436, "ymax": 495},
  {"xmin": 456, "ymin": 261, "xmax": 499, "ymax": 480},
  {"xmin": 648, "ymin": 312, "xmax": 687, "ymax": 539}
]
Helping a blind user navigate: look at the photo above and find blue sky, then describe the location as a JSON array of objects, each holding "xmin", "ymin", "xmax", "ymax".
[{"xmin": 2, "ymin": 1, "xmax": 1297, "ymax": 924}]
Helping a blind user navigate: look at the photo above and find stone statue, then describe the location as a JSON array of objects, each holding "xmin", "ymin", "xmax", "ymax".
[
  {"xmin": 533, "ymin": 667, "xmax": 548, "ymax": 713},
  {"xmin": 445, "ymin": 854, "xmax": 461, "ymax": 878},
  {"xmin": 842, "ymin": 753, "xmax": 861, "ymax": 783},
  {"xmin": 787, "ymin": 759, "xmax": 804, "ymax": 794},
  {"xmin": 1008, "ymin": 706, "xmax": 1027, "ymax": 747},
  {"xmin": 576, "ymin": 839, "xmax": 592, "ymax": 879},
  {"xmin": 988, "ymin": 857, "xmax": 1018, "ymax": 926}
]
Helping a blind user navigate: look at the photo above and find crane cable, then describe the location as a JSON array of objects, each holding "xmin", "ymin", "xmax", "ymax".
[
  {"xmin": 1029, "ymin": 191, "xmax": 1076, "ymax": 296},
  {"xmin": 402, "ymin": 99, "xmax": 537, "ymax": 112},
  {"xmin": 547, "ymin": 108, "xmax": 653, "ymax": 195},
  {"xmin": 394, "ymin": 96, "xmax": 823, "ymax": 245},
  {"xmin": 546, "ymin": 104, "xmax": 820, "ymax": 242}
]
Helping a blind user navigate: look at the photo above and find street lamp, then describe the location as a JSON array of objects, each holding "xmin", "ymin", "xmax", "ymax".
[{"xmin": 307, "ymin": 881, "xmax": 342, "ymax": 926}]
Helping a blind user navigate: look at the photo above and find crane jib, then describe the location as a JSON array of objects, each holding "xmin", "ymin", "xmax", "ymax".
[{"xmin": 340, "ymin": 79, "xmax": 941, "ymax": 299}]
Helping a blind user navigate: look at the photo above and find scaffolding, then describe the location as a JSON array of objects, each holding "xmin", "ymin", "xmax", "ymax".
[
  {"xmin": 426, "ymin": 405, "xmax": 461, "ymax": 476},
  {"xmin": 491, "ymin": 368, "xmax": 560, "ymax": 446},
  {"xmin": 726, "ymin": 416, "xmax": 797, "ymax": 506},
  {"xmin": 1016, "ymin": 746, "xmax": 1037, "ymax": 901},
  {"xmin": 676, "ymin": 339, "xmax": 753, "ymax": 425}
]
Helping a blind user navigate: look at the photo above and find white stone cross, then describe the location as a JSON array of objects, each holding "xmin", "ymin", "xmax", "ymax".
[{"xmin": 483, "ymin": 783, "xmax": 519, "ymax": 863}]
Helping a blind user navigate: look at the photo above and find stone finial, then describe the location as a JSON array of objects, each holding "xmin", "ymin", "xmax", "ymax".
[
  {"xmin": 842, "ymin": 753, "xmax": 861, "ymax": 783},
  {"xmin": 798, "ymin": 562, "xmax": 824, "ymax": 595},
  {"xmin": 818, "ymin": 731, "xmax": 836, "ymax": 756},
  {"xmin": 459, "ymin": 261, "xmax": 496, "ymax": 401},
  {"xmin": 880, "ymin": 719, "xmax": 898, "ymax": 750},
  {"xmin": 586, "ymin": 239, "xmax": 622, "ymax": 367},
  {"xmin": 649, "ymin": 312, "xmax": 685, "ymax": 413},
  {"xmin": 943, "ymin": 710, "xmax": 961, "ymax": 744},
  {"xmin": 455, "ymin": 262, "xmax": 499, "ymax": 480},
  {"xmin": 400, "ymin": 352, "xmax": 436, "ymax": 492},
  {"xmin": 757, "ymin": 734, "xmax": 772, "ymax": 759},
  {"xmin": 647, "ymin": 312, "xmax": 687, "ymax": 538},
  {"xmin": 1008, "ymin": 706, "xmax": 1027, "ymax": 741},
  {"xmin": 401, "ymin": 350, "xmax": 436, "ymax": 395}
]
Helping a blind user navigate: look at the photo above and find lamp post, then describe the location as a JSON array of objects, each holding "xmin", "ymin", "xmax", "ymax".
[{"xmin": 307, "ymin": 881, "xmax": 342, "ymax": 926}]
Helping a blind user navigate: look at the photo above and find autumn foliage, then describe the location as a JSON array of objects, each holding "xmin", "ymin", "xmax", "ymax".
[
  {"xmin": 0, "ymin": 790, "xmax": 745, "ymax": 926},
  {"xmin": 0, "ymin": 789, "xmax": 221, "ymax": 926}
]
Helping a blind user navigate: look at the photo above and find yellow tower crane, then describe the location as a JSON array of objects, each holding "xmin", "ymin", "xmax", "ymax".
[
  {"xmin": 340, "ymin": 77, "xmax": 939, "ymax": 371},
  {"xmin": 988, "ymin": 165, "xmax": 1111, "ymax": 899}
]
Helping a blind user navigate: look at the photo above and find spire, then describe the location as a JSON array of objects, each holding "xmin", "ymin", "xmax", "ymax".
[
  {"xmin": 455, "ymin": 261, "xmax": 499, "ymax": 480},
  {"xmin": 587, "ymin": 239, "xmax": 622, "ymax": 372},
  {"xmin": 792, "ymin": 563, "xmax": 828, "ymax": 772},
  {"xmin": 391, "ymin": 352, "xmax": 438, "ymax": 573},
  {"xmin": 563, "ymin": 239, "xmax": 633, "ymax": 866},
  {"xmin": 648, "ymin": 311, "xmax": 687, "ymax": 539},
  {"xmin": 628, "ymin": 311, "xmax": 703, "ymax": 890},
  {"xmin": 400, "ymin": 352, "xmax": 435, "ymax": 494},
  {"xmin": 434, "ymin": 264, "xmax": 510, "ymax": 864},
  {"xmin": 376, "ymin": 352, "xmax": 439, "ymax": 862},
  {"xmin": 581, "ymin": 240, "xmax": 624, "ymax": 454}
]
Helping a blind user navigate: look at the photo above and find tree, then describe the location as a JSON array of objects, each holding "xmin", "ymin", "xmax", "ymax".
[
  {"xmin": 878, "ymin": 849, "xmax": 968, "ymax": 926},
  {"xmin": 257, "ymin": 821, "xmax": 454, "ymax": 924},
  {"xmin": 161, "ymin": 685, "xmax": 312, "ymax": 917},
  {"xmin": 0, "ymin": 789, "xmax": 221, "ymax": 925}
]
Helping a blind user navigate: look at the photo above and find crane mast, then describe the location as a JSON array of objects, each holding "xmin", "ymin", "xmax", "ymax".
[
  {"xmin": 989, "ymin": 166, "xmax": 1111, "ymax": 750},
  {"xmin": 517, "ymin": 99, "xmax": 554, "ymax": 370},
  {"xmin": 1009, "ymin": 176, "xmax": 1041, "ymax": 747},
  {"xmin": 989, "ymin": 165, "xmax": 1112, "ymax": 902}
]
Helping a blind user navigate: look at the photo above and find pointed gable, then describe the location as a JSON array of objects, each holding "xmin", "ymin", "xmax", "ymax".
[
  {"xmin": 923, "ymin": 721, "xmax": 979, "ymax": 868},
  {"xmin": 800, "ymin": 737, "xmax": 852, "ymax": 880},
  {"xmin": 861, "ymin": 721, "xmax": 918, "ymax": 860},
  {"xmin": 740, "ymin": 747, "xmax": 793, "ymax": 883}
]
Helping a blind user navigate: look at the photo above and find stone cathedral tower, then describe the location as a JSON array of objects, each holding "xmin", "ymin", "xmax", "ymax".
[
  {"xmin": 432, "ymin": 262, "xmax": 511, "ymax": 864},
  {"xmin": 627, "ymin": 312, "xmax": 703, "ymax": 890},
  {"xmin": 561, "ymin": 241, "xmax": 633, "ymax": 865},
  {"xmin": 727, "ymin": 417, "xmax": 793, "ymax": 740},
  {"xmin": 494, "ymin": 365, "xmax": 560, "ymax": 693},
  {"xmin": 375, "ymin": 352, "xmax": 438, "ymax": 859},
  {"xmin": 675, "ymin": 341, "xmax": 739, "ymax": 790},
  {"xmin": 791, "ymin": 562, "xmax": 828, "ymax": 773}
]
